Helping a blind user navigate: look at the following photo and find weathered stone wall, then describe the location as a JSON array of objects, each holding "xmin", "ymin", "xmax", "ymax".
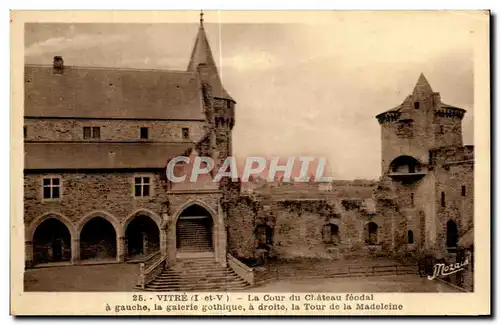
[
  {"xmin": 434, "ymin": 115, "xmax": 464, "ymax": 148},
  {"xmin": 225, "ymin": 196, "xmax": 257, "ymax": 259},
  {"xmin": 24, "ymin": 118, "xmax": 205, "ymax": 143},
  {"xmin": 380, "ymin": 93, "xmax": 439, "ymax": 174},
  {"xmin": 24, "ymin": 171, "xmax": 168, "ymax": 228},
  {"xmin": 225, "ymin": 198, "xmax": 394, "ymax": 260},
  {"xmin": 434, "ymin": 160, "xmax": 474, "ymax": 256}
]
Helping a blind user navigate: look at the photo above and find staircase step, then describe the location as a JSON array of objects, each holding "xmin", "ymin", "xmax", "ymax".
[{"xmin": 141, "ymin": 257, "xmax": 250, "ymax": 292}]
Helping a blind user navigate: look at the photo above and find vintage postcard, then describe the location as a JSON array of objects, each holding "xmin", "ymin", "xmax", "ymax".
[{"xmin": 10, "ymin": 10, "xmax": 490, "ymax": 316}]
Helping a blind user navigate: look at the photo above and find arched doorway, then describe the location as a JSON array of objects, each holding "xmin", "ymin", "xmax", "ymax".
[
  {"xmin": 80, "ymin": 217, "xmax": 117, "ymax": 260},
  {"xmin": 33, "ymin": 218, "xmax": 71, "ymax": 264},
  {"xmin": 125, "ymin": 215, "xmax": 160, "ymax": 258},
  {"xmin": 176, "ymin": 204, "xmax": 213, "ymax": 253},
  {"xmin": 255, "ymin": 224, "xmax": 273, "ymax": 250},
  {"xmin": 446, "ymin": 220, "xmax": 458, "ymax": 251},
  {"xmin": 366, "ymin": 222, "xmax": 378, "ymax": 245},
  {"xmin": 408, "ymin": 230, "xmax": 414, "ymax": 244},
  {"xmin": 322, "ymin": 223, "xmax": 340, "ymax": 246}
]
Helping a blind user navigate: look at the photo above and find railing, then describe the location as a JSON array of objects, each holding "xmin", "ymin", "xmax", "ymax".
[
  {"xmin": 227, "ymin": 254, "xmax": 255, "ymax": 285},
  {"xmin": 137, "ymin": 251, "xmax": 167, "ymax": 289}
]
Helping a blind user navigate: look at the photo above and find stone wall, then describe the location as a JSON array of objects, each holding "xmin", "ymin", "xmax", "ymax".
[
  {"xmin": 225, "ymin": 194, "xmax": 394, "ymax": 261},
  {"xmin": 24, "ymin": 171, "xmax": 168, "ymax": 227},
  {"xmin": 434, "ymin": 160, "xmax": 474, "ymax": 256},
  {"xmin": 24, "ymin": 118, "xmax": 205, "ymax": 143},
  {"xmin": 225, "ymin": 195, "xmax": 258, "ymax": 259}
]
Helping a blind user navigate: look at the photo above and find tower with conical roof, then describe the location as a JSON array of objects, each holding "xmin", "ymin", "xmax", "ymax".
[
  {"xmin": 376, "ymin": 73, "xmax": 466, "ymax": 175},
  {"xmin": 188, "ymin": 11, "xmax": 235, "ymax": 172},
  {"xmin": 374, "ymin": 73, "xmax": 470, "ymax": 256}
]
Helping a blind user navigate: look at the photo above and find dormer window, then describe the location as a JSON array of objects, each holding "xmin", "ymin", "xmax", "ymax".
[
  {"xmin": 83, "ymin": 126, "xmax": 100, "ymax": 139},
  {"xmin": 140, "ymin": 127, "xmax": 149, "ymax": 140},
  {"xmin": 414, "ymin": 102, "xmax": 420, "ymax": 109}
]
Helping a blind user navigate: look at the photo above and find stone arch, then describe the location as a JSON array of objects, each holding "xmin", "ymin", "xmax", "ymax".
[
  {"xmin": 27, "ymin": 212, "xmax": 76, "ymax": 265},
  {"xmin": 76, "ymin": 210, "xmax": 122, "ymax": 238},
  {"xmin": 365, "ymin": 221, "xmax": 379, "ymax": 245},
  {"xmin": 389, "ymin": 155, "xmax": 422, "ymax": 173},
  {"xmin": 77, "ymin": 211, "xmax": 121, "ymax": 261},
  {"xmin": 123, "ymin": 209, "xmax": 162, "ymax": 232},
  {"xmin": 123, "ymin": 209, "xmax": 162, "ymax": 258},
  {"xmin": 172, "ymin": 199, "xmax": 218, "ymax": 224},
  {"xmin": 169, "ymin": 199, "xmax": 224, "ymax": 263},
  {"xmin": 26, "ymin": 212, "xmax": 77, "ymax": 242}
]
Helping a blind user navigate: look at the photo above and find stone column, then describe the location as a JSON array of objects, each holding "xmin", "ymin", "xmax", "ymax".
[
  {"xmin": 71, "ymin": 238, "xmax": 80, "ymax": 265},
  {"xmin": 214, "ymin": 224, "xmax": 220, "ymax": 263},
  {"xmin": 25, "ymin": 241, "xmax": 34, "ymax": 268},
  {"xmin": 216, "ymin": 204, "xmax": 227, "ymax": 266},
  {"xmin": 165, "ymin": 217, "xmax": 177, "ymax": 265},
  {"xmin": 220, "ymin": 225, "xmax": 227, "ymax": 267},
  {"xmin": 160, "ymin": 230, "xmax": 167, "ymax": 257},
  {"xmin": 117, "ymin": 236, "xmax": 125, "ymax": 262}
]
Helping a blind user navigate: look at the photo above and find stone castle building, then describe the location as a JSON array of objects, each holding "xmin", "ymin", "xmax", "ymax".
[
  {"xmin": 24, "ymin": 16, "xmax": 234, "ymax": 267},
  {"xmin": 23, "ymin": 16, "xmax": 474, "ymax": 290}
]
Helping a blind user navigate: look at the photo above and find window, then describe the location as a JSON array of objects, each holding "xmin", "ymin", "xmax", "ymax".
[
  {"xmin": 414, "ymin": 101, "xmax": 420, "ymax": 109},
  {"xmin": 461, "ymin": 185, "xmax": 466, "ymax": 197},
  {"xmin": 323, "ymin": 224, "xmax": 340, "ymax": 245},
  {"xmin": 441, "ymin": 191, "xmax": 446, "ymax": 207},
  {"xmin": 84, "ymin": 127, "xmax": 100, "ymax": 139},
  {"xmin": 182, "ymin": 128, "xmax": 189, "ymax": 140},
  {"xmin": 42, "ymin": 177, "xmax": 61, "ymax": 200},
  {"xmin": 140, "ymin": 127, "xmax": 149, "ymax": 140},
  {"xmin": 23, "ymin": 126, "xmax": 27, "ymax": 139},
  {"xmin": 440, "ymin": 125, "xmax": 444, "ymax": 134},
  {"xmin": 92, "ymin": 127, "xmax": 100, "ymax": 139},
  {"xmin": 410, "ymin": 193, "xmax": 414, "ymax": 207},
  {"xmin": 134, "ymin": 177, "xmax": 151, "ymax": 197},
  {"xmin": 408, "ymin": 230, "xmax": 414, "ymax": 244},
  {"xmin": 83, "ymin": 127, "xmax": 91, "ymax": 139}
]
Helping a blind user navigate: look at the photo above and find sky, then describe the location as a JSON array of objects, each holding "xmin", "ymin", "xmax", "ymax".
[{"xmin": 24, "ymin": 12, "xmax": 476, "ymax": 180}]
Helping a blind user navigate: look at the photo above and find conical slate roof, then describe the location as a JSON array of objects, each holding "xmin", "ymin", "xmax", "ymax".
[
  {"xmin": 412, "ymin": 73, "xmax": 433, "ymax": 97},
  {"xmin": 187, "ymin": 15, "xmax": 234, "ymax": 101}
]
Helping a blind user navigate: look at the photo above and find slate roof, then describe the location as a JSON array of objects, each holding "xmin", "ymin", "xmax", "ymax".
[
  {"xmin": 24, "ymin": 142, "xmax": 195, "ymax": 170},
  {"xmin": 376, "ymin": 73, "xmax": 466, "ymax": 118},
  {"xmin": 186, "ymin": 24, "xmax": 234, "ymax": 101},
  {"xmin": 24, "ymin": 65, "xmax": 205, "ymax": 120}
]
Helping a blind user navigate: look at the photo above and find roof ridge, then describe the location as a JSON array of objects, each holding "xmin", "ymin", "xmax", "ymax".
[{"xmin": 25, "ymin": 64, "xmax": 195, "ymax": 75}]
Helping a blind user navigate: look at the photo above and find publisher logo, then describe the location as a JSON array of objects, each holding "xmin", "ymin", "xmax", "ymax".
[{"xmin": 427, "ymin": 259, "xmax": 469, "ymax": 280}]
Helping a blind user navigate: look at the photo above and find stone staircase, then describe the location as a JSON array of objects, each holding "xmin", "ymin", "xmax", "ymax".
[
  {"xmin": 177, "ymin": 220, "xmax": 212, "ymax": 253},
  {"xmin": 143, "ymin": 257, "xmax": 250, "ymax": 291}
]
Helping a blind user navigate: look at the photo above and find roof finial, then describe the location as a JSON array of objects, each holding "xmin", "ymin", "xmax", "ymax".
[{"xmin": 200, "ymin": 10, "xmax": 204, "ymax": 27}]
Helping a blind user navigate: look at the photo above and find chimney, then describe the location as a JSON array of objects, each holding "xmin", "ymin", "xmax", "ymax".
[{"xmin": 53, "ymin": 56, "xmax": 64, "ymax": 73}]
